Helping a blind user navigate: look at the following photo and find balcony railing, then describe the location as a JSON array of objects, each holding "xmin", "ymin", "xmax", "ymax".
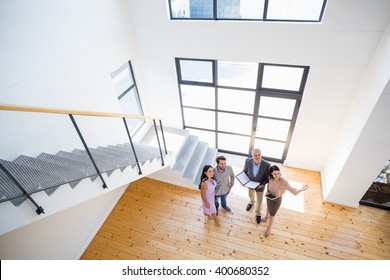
[{"xmin": 0, "ymin": 104, "xmax": 167, "ymax": 215}]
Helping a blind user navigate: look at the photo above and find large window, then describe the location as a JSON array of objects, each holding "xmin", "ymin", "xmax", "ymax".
[
  {"xmin": 111, "ymin": 62, "xmax": 144, "ymax": 135},
  {"xmin": 176, "ymin": 58, "xmax": 309, "ymax": 162},
  {"xmin": 169, "ymin": 0, "xmax": 327, "ymax": 22}
]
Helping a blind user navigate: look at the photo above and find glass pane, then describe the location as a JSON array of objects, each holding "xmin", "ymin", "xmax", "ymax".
[
  {"xmin": 254, "ymin": 138, "xmax": 285, "ymax": 159},
  {"xmin": 170, "ymin": 0, "xmax": 213, "ymax": 19},
  {"xmin": 258, "ymin": 96, "xmax": 296, "ymax": 119},
  {"xmin": 218, "ymin": 112, "xmax": 252, "ymax": 135},
  {"xmin": 183, "ymin": 108, "xmax": 215, "ymax": 130},
  {"xmin": 181, "ymin": 85, "xmax": 215, "ymax": 109},
  {"xmin": 267, "ymin": 0, "xmax": 325, "ymax": 21},
  {"xmin": 180, "ymin": 60, "xmax": 213, "ymax": 83},
  {"xmin": 256, "ymin": 118, "xmax": 290, "ymax": 141},
  {"xmin": 218, "ymin": 61, "xmax": 258, "ymax": 89},
  {"xmin": 262, "ymin": 65, "xmax": 304, "ymax": 91},
  {"xmin": 217, "ymin": 0, "xmax": 264, "ymax": 19},
  {"xmin": 187, "ymin": 128, "xmax": 216, "ymax": 148},
  {"xmin": 111, "ymin": 63, "xmax": 134, "ymax": 96},
  {"xmin": 118, "ymin": 88, "xmax": 142, "ymax": 115},
  {"xmin": 170, "ymin": 0, "xmax": 190, "ymax": 18},
  {"xmin": 218, "ymin": 88, "xmax": 255, "ymax": 114},
  {"xmin": 218, "ymin": 133, "xmax": 250, "ymax": 154},
  {"xmin": 124, "ymin": 118, "xmax": 144, "ymax": 136}
]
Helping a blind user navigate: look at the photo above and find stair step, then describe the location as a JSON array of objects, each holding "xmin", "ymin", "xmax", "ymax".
[
  {"xmin": 56, "ymin": 150, "xmax": 94, "ymax": 165},
  {"xmin": 141, "ymin": 126, "xmax": 189, "ymax": 152},
  {"xmin": 0, "ymin": 168, "xmax": 27, "ymax": 206},
  {"xmin": 72, "ymin": 149, "xmax": 117, "ymax": 176},
  {"xmin": 95, "ymin": 146, "xmax": 134, "ymax": 172},
  {"xmin": 172, "ymin": 135, "xmax": 199, "ymax": 173},
  {"xmin": 182, "ymin": 141, "xmax": 208, "ymax": 180},
  {"xmin": 14, "ymin": 155, "xmax": 83, "ymax": 188},
  {"xmin": 193, "ymin": 147, "xmax": 218, "ymax": 185},
  {"xmin": 132, "ymin": 143, "xmax": 162, "ymax": 162},
  {"xmin": 0, "ymin": 159, "xmax": 66, "ymax": 196},
  {"xmin": 90, "ymin": 147, "xmax": 134, "ymax": 172},
  {"xmin": 38, "ymin": 153, "xmax": 98, "ymax": 182}
]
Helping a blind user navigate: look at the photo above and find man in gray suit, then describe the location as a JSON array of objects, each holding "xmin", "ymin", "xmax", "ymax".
[{"xmin": 243, "ymin": 148, "xmax": 270, "ymax": 224}]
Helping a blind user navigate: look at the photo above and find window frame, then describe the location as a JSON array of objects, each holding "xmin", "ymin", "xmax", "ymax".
[
  {"xmin": 111, "ymin": 61, "xmax": 145, "ymax": 136},
  {"xmin": 175, "ymin": 57, "xmax": 310, "ymax": 162},
  {"xmin": 168, "ymin": 0, "xmax": 328, "ymax": 23}
]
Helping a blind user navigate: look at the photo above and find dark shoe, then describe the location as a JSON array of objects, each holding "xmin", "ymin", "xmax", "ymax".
[
  {"xmin": 261, "ymin": 216, "xmax": 270, "ymax": 222},
  {"xmin": 256, "ymin": 215, "xmax": 261, "ymax": 224},
  {"xmin": 246, "ymin": 203, "xmax": 253, "ymax": 211},
  {"xmin": 222, "ymin": 206, "xmax": 232, "ymax": 212}
]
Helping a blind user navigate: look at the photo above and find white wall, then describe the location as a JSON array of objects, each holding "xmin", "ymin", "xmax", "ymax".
[
  {"xmin": 285, "ymin": 67, "xmax": 364, "ymax": 170},
  {"xmin": 0, "ymin": 0, "xmax": 143, "ymax": 259},
  {"xmin": 127, "ymin": 0, "xmax": 390, "ymax": 207},
  {"xmin": 325, "ymin": 91, "xmax": 390, "ymax": 207},
  {"xmin": 0, "ymin": 0, "xmax": 135, "ymax": 113},
  {"xmin": 322, "ymin": 22, "xmax": 390, "ymax": 206},
  {"xmin": 0, "ymin": 184, "xmax": 126, "ymax": 259},
  {"xmin": 127, "ymin": 0, "xmax": 390, "ymax": 171},
  {"xmin": 0, "ymin": 0, "xmax": 140, "ymax": 157},
  {"xmin": 0, "ymin": 182, "xmax": 126, "ymax": 259}
]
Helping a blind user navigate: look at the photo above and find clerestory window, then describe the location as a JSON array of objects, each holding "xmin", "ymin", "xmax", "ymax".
[{"xmin": 169, "ymin": 0, "xmax": 327, "ymax": 22}]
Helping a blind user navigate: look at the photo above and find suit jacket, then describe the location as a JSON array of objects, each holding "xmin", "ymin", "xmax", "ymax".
[{"xmin": 243, "ymin": 158, "xmax": 270, "ymax": 192}]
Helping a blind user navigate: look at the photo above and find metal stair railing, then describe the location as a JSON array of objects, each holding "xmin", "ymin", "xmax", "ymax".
[{"xmin": 0, "ymin": 104, "xmax": 167, "ymax": 215}]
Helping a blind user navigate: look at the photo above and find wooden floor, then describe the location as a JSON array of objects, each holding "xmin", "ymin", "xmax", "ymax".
[{"xmin": 80, "ymin": 165, "xmax": 390, "ymax": 260}]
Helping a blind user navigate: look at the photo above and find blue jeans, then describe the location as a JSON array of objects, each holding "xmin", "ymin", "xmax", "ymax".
[{"xmin": 215, "ymin": 193, "xmax": 228, "ymax": 209}]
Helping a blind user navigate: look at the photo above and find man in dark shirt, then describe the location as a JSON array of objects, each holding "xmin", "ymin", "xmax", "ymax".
[{"xmin": 243, "ymin": 148, "xmax": 270, "ymax": 224}]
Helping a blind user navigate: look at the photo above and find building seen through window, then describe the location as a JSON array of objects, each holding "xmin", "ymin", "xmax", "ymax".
[{"xmin": 169, "ymin": 0, "xmax": 327, "ymax": 22}]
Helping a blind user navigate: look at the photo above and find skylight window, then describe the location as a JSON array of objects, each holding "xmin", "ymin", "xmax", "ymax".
[{"xmin": 168, "ymin": 0, "xmax": 327, "ymax": 22}]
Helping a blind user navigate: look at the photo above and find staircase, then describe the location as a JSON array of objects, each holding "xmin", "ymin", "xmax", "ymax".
[
  {"xmin": 147, "ymin": 128, "xmax": 218, "ymax": 189},
  {"xmin": 0, "ymin": 126, "xmax": 216, "ymax": 236},
  {"xmin": 0, "ymin": 142, "xmax": 166, "ymax": 208},
  {"xmin": 0, "ymin": 127, "xmax": 217, "ymax": 198}
]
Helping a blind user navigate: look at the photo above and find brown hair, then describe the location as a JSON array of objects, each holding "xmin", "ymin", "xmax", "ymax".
[
  {"xmin": 269, "ymin": 165, "xmax": 280, "ymax": 179},
  {"xmin": 216, "ymin": 155, "xmax": 226, "ymax": 164}
]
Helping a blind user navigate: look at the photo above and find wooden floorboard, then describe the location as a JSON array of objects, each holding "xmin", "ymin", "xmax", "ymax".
[{"xmin": 80, "ymin": 165, "xmax": 390, "ymax": 260}]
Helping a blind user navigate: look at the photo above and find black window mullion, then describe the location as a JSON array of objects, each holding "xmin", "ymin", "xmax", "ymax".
[
  {"xmin": 169, "ymin": 0, "xmax": 326, "ymax": 22},
  {"xmin": 214, "ymin": 59, "xmax": 218, "ymax": 148},
  {"xmin": 176, "ymin": 57, "xmax": 309, "ymax": 162},
  {"xmin": 263, "ymin": 0, "xmax": 269, "ymax": 21}
]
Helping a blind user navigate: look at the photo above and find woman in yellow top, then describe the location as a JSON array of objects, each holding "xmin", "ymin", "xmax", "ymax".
[{"xmin": 262, "ymin": 165, "xmax": 309, "ymax": 237}]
